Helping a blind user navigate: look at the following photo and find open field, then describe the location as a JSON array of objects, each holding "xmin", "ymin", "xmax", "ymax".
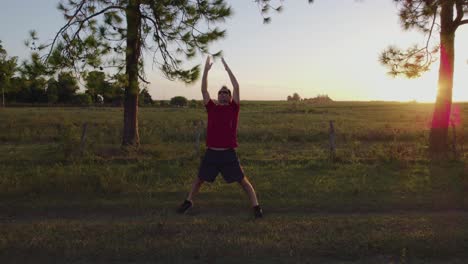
[{"xmin": 1, "ymin": 101, "xmax": 468, "ymax": 263}]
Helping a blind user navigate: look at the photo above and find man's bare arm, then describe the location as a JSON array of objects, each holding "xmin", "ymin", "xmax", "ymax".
[
  {"xmin": 202, "ymin": 56, "xmax": 213, "ymax": 105},
  {"xmin": 222, "ymin": 58, "xmax": 239, "ymax": 104}
]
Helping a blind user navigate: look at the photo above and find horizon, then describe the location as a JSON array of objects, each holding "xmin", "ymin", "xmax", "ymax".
[{"xmin": 158, "ymin": 98, "xmax": 468, "ymax": 104}]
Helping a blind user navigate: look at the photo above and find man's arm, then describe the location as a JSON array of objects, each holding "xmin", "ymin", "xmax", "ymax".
[
  {"xmin": 222, "ymin": 58, "xmax": 239, "ymax": 104},
  {"xmin": 201, "ymin": 56, "xmax": 212, "ymax": 105}
]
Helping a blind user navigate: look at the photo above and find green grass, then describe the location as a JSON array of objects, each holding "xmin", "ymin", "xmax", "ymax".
[
  {"xmin": 1, "ymin": 102, "xmax": 468, "ymax": 262},
  {"xmin": 2, "ymin": 212, "xmax": 468, "ymax": 263}
]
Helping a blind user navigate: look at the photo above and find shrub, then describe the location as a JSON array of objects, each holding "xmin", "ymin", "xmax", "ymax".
[
  {"xmin": 72, "ymin": 93, "xmax": 92, "ymax": 106},
  {"xmin": 170, "ymin": 96, "xmax": 188, "ymax": 107}
]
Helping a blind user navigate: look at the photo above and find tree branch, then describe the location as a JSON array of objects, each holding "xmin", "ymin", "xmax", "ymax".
[
  {"xmin": 141, "ymin": 14, "xmax": 172, "ymax": 67},
  {"xmin": 422, "ymin": 8, "xmax": 438, "ymax": 66},
  {"xmin": 454, "ymin": 0, "xmax": 465, "ymax": 28},
  {"xmin": 46, "ymin": 0, "xmax": 86, "ymax": 61},
  {"xmin": 138, "ymin": 73, "xmax": 150, "ymax": 84},
  {"xmin": 47, "ymin": 4, "xmax": 124, "ymax": 62},
  {"xmin": 70, "ymin": 5, "xmax": 125, "ymax": 46},
  {"xmin": 459, "ymin": 19, "xmax": 468, "ymax": 26}
]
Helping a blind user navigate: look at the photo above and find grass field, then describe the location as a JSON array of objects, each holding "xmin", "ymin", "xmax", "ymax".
[{"xmin": 1, "ymin": 101, "xmax": 468, "ymax": 263}]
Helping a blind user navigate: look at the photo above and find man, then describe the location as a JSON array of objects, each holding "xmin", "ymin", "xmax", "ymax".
[{"xmin": 177, "ymin": 56, "xmax": 263, "ymax": 218}]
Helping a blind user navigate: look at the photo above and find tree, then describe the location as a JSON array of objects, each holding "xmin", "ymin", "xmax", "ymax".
[
  {"xmin": 72, "ymin": 93, "xmax": 93, "ymax": 106},
  {"xmin": 85, "ymin": 71, "xmax": 120, "ymax": 103},
  {"xmin": 37, "ymin": 0, "xmax": 231, "ymax": 148},
  {"xmin": 188, "ymin": 99, "xmax": 201, "ymax": 108},
  {"xmin": 293, "ymin": 92, "xmax": 301, "ymax": 101},
  {"xmin": 7, "ymin": 77, "xmax": 24, "ymax": 103},
  {"xmin": 258, "ymin": 0, "xmax": 467, "ymax": 154},
  {"xmin": 303, "ymin": 94, "xmax": 333, "ymax": 104},
  {"xmin": 46, "ymin": 78, "xmax": 60, "ymax": 104},
  {"xmin": 170, "ymin": 96, "xmax": 188, "ymax": 107},
  {"xmin": 17, "ymin": 53, "xmax": 51, "ymax": 103},
  {"xmin": 379, "ymin": 0, "xmax": 468, "ymax": 154},
  {"xmin": 109, "ymin": 73, "xmax": 127, "ymax": 106},
  {"xmin": 85, "ymin": 70, "xmax": 107, "ymax": 103},
  {"xmin": 0, "ymin": 41, "xmax": 18, "ymax": 107},
  {"xmin": 14, "ymin": 77, "xmax": 48, "ymax": 103},
  {"xmin": 57, "ymin": 72, "xmax": 79, "ymax": 103},
  {"xmin": 139, "ymin": 88, "xmax": 154, "ymax": 106},
  {"xmin": 287, "ymin": 93, "xmax": 301, "ymax": 101}
]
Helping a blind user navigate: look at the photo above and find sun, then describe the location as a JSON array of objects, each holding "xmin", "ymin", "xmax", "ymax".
[{"xmin": 377, "ymin": 69, "xmax": 439, "ymax": 102}]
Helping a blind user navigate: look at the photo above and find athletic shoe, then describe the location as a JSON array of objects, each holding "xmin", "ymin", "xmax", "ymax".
[
  {"xmin": 253, "ymin": 205, "xmax": 263, "ymax": 218},
  {"xmin": 177, "ymin": 200, "xmax": 193, "ymax": 214}
]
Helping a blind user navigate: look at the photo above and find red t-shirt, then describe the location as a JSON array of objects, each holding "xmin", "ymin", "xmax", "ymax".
[{"xmin": 205, "ymin": 99, "xmax": 239, "ymax": 148}]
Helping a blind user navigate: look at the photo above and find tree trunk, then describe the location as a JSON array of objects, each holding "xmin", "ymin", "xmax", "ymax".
[
  {"xmin": 122, "ymin": 0, "xmax": 141, "ymax": 147},
  {"xmin": 429, "ymin": 2, "xmax": 456, "ymax": 155}
]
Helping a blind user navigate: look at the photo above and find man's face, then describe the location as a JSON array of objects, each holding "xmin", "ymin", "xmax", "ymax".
[{"xmin": 217, "ymin": 88, "xmax": 231, "ymax": 104}]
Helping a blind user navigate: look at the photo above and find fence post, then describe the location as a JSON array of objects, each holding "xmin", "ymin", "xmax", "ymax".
[{"xmin": 329, "ymin": 120, "xmax": 336, "ymax": 161}]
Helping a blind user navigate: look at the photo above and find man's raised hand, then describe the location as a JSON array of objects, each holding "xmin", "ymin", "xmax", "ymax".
[{"xmin": 204, "ymin": 56, "xmax": 213, "ymax": 72}]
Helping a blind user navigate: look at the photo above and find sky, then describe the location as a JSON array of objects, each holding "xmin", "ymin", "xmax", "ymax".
[{"xmin": 1, "ymin": 0, "xmax": 467, "ymax": 102}]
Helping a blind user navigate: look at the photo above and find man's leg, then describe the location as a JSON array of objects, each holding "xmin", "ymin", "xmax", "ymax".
[
  {"xmin": 187, "ymin": 177, "xmax": 204, "ymax": 202},
  {"xmin": 177, "ymin": 177, "xmax": 204, "ymax": 214},
  {"xmin": 239, "ymin": 177, "xmax": 263, "ymax": 218},
  {"xmin": 238, "ymin": 177, "xmax": 259, "ymax": 207}
]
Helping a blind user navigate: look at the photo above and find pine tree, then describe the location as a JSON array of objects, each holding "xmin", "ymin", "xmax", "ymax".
[
  {"xmin": 36, "ymin": 0, "xmax": 231, "ymax": 147},
  {"xmin": 380, "ymin": 0, "xmax": 468, "ymax": 154},
  {"xmin": 0, "ymin": 41, "xmax": 18, "ymax": 107}
]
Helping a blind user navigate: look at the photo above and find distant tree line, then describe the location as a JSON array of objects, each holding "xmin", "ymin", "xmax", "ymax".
[
  {"xmin": 167, "ymin": 96, "xmax": 203, "ymax": 108},
  {"xmin": 286, "ymin": 93, "xmax": 302, "ymax": 102},
  {"xmin": 287, "ymin": 93, "xmax": 333, "ymax": 103},
  {"xmin": 0, "ymin": 40, "xmax": 153, "ymax": 106}
]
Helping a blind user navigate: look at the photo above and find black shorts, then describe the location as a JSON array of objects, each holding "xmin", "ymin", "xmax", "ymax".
[{"xmin": 198, "ymin": 148, "xmax": 245, "ymax": 183}]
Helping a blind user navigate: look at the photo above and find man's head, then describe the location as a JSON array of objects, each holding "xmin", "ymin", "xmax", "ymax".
[{"xmin": 217, "ymin": 85, "xmax": 231, "ymax": 105}]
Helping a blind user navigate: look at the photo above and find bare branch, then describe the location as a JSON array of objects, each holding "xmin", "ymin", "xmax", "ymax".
[{"xmin": 459, "ymin": 19, "xmax": 468, "ymax": 26}]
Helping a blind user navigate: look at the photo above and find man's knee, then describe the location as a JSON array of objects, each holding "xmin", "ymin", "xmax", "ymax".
[{"xmin": 194, "ymin": 177, "xmax": 205, "ymax": 185}]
